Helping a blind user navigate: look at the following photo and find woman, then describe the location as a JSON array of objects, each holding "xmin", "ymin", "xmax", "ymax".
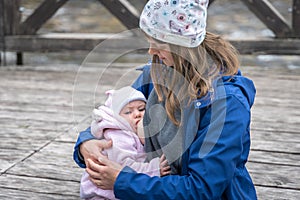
[{"xmin": 73, "ymin": 0, "xmax": 257, "ymax": 199}]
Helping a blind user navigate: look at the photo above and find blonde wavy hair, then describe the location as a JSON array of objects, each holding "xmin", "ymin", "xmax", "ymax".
[{"xmin": 150, "ymin": 32, "xmax": 239, "ymax": 126}]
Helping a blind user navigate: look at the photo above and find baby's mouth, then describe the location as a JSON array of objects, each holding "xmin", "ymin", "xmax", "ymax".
[{"xmin": 135, "ymin": 119, "xmax": 140, "ymax": 126}]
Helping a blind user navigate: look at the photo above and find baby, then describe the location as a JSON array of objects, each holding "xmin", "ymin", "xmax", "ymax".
[{"xmin": 80, "ymin": 86, "xmax": 170, "ymax": 200}]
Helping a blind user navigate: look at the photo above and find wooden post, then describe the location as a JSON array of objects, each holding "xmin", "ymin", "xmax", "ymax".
[
  {"xmin": 16, "ymin": 52, "xmax": 23, "ymax": 65},
  {"xmin": 2, "ymin": 0, "xmax": 21, "ymax": 35},
  {"xmin": 20, "ymin": 0, "xmax": 68, "ymax": 35},
  {"xmin": 293, "ymin": 0, "xmax": 300, "ymax": 37},
  {"xmin": 240, "ymin": 0, "xmax": 292, "ymax": 38},
  {"xmin": 0, "ymin": 1, "xmax": 4, "ymax": 65},
  {"xmin": 97, "ymin": 0, "xmax": 140, "ymax": 30},
  {"xmin": 1, "ymin": 0, "xmax": 21, "ymax": 65},
  {"xmin": 1, "ymin": 0, "xmax": 22, "ymax": 65}
]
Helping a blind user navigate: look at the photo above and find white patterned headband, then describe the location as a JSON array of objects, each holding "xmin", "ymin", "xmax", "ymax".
[{"xmin": 139, "ymin": 0, "xmax": 209, "ymax": 48}]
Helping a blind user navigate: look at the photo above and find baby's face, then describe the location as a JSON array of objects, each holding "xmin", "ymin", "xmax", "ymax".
[{"xmin": 119, "ymin": 100, "xmax": 146, "ymax": 132}]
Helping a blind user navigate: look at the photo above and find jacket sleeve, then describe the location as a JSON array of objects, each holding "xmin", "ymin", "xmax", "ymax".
[
  {"xmin": 73, "ymin": 127, "xmax": 95, "ymax": 168},
  {"xmin": 114, "ymin": 95, "xmax": 251, "ymax": 199},
  {"xmin": 73, "ymin": 65, "xmax": 153, "ymax": 168},
  {"xmin": 106, "ymin": 131, "xmax": 160, "ymax": 177}
]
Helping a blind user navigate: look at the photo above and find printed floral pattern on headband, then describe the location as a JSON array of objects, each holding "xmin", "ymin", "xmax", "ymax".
[{"xmin": 139, "ymin": 0, "xmax": 208, "ymax": 47}]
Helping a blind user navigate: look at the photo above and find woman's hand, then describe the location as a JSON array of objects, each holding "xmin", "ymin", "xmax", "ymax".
[
  {"xmin": 79, "ymin": 139, "xmax": 112, "ymax": 164},
  {"xmin": 86, "ymin": 154, "xmax": 122, "ymax": 190}
]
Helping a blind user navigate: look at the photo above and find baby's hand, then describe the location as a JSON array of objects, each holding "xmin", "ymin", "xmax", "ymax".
[{"xmin": 159, "ymin": 154, "xmax": 171, "ymax": 177}]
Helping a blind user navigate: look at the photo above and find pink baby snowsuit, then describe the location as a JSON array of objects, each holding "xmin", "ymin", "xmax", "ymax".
[{"xmin": 80, "ymin": 105, "xmax": 160, "ymax": 200}]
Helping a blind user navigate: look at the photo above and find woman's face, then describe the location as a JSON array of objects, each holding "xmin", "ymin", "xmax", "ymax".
[{"xmin": 148, "ymin": 39, "xmax": 174, "ymax": 67}]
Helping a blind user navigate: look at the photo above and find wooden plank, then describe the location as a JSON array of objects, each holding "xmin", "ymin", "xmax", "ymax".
[
  {"xmin": 255, "ymin": 185, "xmax": 300, "ymax": 200},
  {"xmin": 252, "ymin": 105, "xmax": 300, "ymax": 125},
  {"xmin": 247, "ymin": 162, "xmax": 300, "ymax": 190},
  {"xmin": 5, "ymin": 142, "xmax": 83, "ymax": 181},
  {"xmin": 251, "ymin": 120, "xmax": 299, "ymax": 134},
  {"xmin": 4, "ymin": 33, "xmax": 147, "ymax": 52},
  {"xmin": 57, "ymin": 118, "xmax": 91, "ymax": 143},
  {"xmin": 0, "ymin": 188, "xmax": 80, "ymax": 200},
  {"xmin": 240, "ymin": 0, "xmax": 292, "ymax": 38},
  {"xmin": 230, "ymin": 39, "xmax": 300, "ymax": 55},
  {"xmin": 19, "ymin": 0, "xmax": 68, "ymax": 34},
  {"xmin": 251, "ymin": 139, "xmax": 300, "ymax": 154},
  {"xmin": 253, "ymin": 97, "xmax": 300, "ymax": 110},
  {"xmin": 0, "ymin": 174, "xmax": 80, "ymax": 197},
  {"xmin": 249, "ymin": 150, "xmax": 300, "ymax": 166},
  {"xmin": 0, "ymin": 101, "xmax": 75, "ymax": 116},
  {"xmin": 4, "ymin": 34, "xmax": 300, "ymax": 55},
  {"xmin": 0, "ymin": 90, "xmax": 73, "ymax": 108},
  {"xmin": 97, "ymin": 0, "xmax": 140, "ymax": 30},
  {"xmin": 293, "ymin": 0, "xmax": 300, "ymax": 36},
  {"xmin": 0, "ymin": 149, "xmax": 34, "ymax": 174},
  {"xmin": 0, "ymin": 129, "xmax": 64, "ymax": 151},
  {"xmin": 0, "ymin": 118, "xmax": 72, "ymax": 133},
  {"xmin": 250, "ymin": 129, "xmax": 300, "ymax": 144}
]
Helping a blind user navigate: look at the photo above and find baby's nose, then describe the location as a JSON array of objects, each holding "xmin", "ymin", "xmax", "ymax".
[{"xmin": 134, "ymin": 110, "xmax": 142, "ymax": 118}]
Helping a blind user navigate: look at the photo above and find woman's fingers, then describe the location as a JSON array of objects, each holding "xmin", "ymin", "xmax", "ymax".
[
  {"xmin": 161, "ymin": 164, "xmax": 171, "ymax": 176},
  {"xmin": 86, "ymin": 159, "xmax": 102, "ymax": 179},
  {"xmin": 80, "ymin": 139, "xmax": 112, "ymax": 163},
  {"xmin": 86, "ymin": 157, "xmax": 122, "ymax": 190},
  {"xmin": 86, "ymin": 159, "xmax": 106, "ymax": 188},
  {"xmin": 97, "ymin": 154, "xmax": 109, "ymax": 165},
  {"xmin": 98, "ymin": 139, "xmax": 113, "ymax": 149},
  {"xmin": 159, "ymin": 154, "xmax": 169, "ymax": 167},
  {"xmin": 86, "ymin": 159, "xmax": 110, "ymax": 189},
  {"xmin": 161, "ymin": 159, "xmax": 168, "ymax": 166},
  {"xmin": 98, "ymin": 154, "xmax": 123, "ymax": 171},
  {"xmin": 159, "ymin": 154, "xmax": 171, "ymax": 176},
  {"xmin": 159, "ymin": 154, "xmax": 166, "ymax": 162}
]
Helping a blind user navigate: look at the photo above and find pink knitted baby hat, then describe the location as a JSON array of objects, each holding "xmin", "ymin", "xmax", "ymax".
[
  {"xmin": 139, "ymin": 0, "xmax": 209, "ymax": 48},
  {"xmin": 104, "ymin": 86, "xmax": 147, "ymax": 115}
]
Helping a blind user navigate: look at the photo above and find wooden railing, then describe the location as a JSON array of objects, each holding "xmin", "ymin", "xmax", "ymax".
[{"xmin": 1, "ymin": 0, "xmax": 300, "ymax": 65}]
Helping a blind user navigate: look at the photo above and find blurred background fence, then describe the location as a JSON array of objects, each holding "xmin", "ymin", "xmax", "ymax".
[{"xmin": 0, "ymin": 0, "xmax": 299, "ymax": 66}]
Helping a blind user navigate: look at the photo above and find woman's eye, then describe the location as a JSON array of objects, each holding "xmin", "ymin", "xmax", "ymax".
[{"xmin": 139, "ymin": 108, "xmax": 146, "ymax": 112}]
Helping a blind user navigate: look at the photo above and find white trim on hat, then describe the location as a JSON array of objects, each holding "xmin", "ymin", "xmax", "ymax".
[{"xmin": 141, "ymin": 24, "xmax": 206, "ymax": 48}]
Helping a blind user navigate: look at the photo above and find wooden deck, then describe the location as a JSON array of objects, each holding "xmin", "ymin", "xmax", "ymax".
[{"xmin": 0, "ymin": 61, "xmax": 299, "ymax": 199}]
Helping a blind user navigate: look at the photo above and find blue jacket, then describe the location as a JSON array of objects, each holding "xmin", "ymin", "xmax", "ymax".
[{"xmin": 73, "ymin": 64, "xmax": 257, "ymax": 199}]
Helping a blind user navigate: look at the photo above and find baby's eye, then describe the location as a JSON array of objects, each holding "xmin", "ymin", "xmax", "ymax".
[
  {"xmin": 124, "ymin": 111, "xmax": 132, "ymax": 115},
  {"xmin": 139, "ymin": 108, "xmax": 146, "ymax": 112}
]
